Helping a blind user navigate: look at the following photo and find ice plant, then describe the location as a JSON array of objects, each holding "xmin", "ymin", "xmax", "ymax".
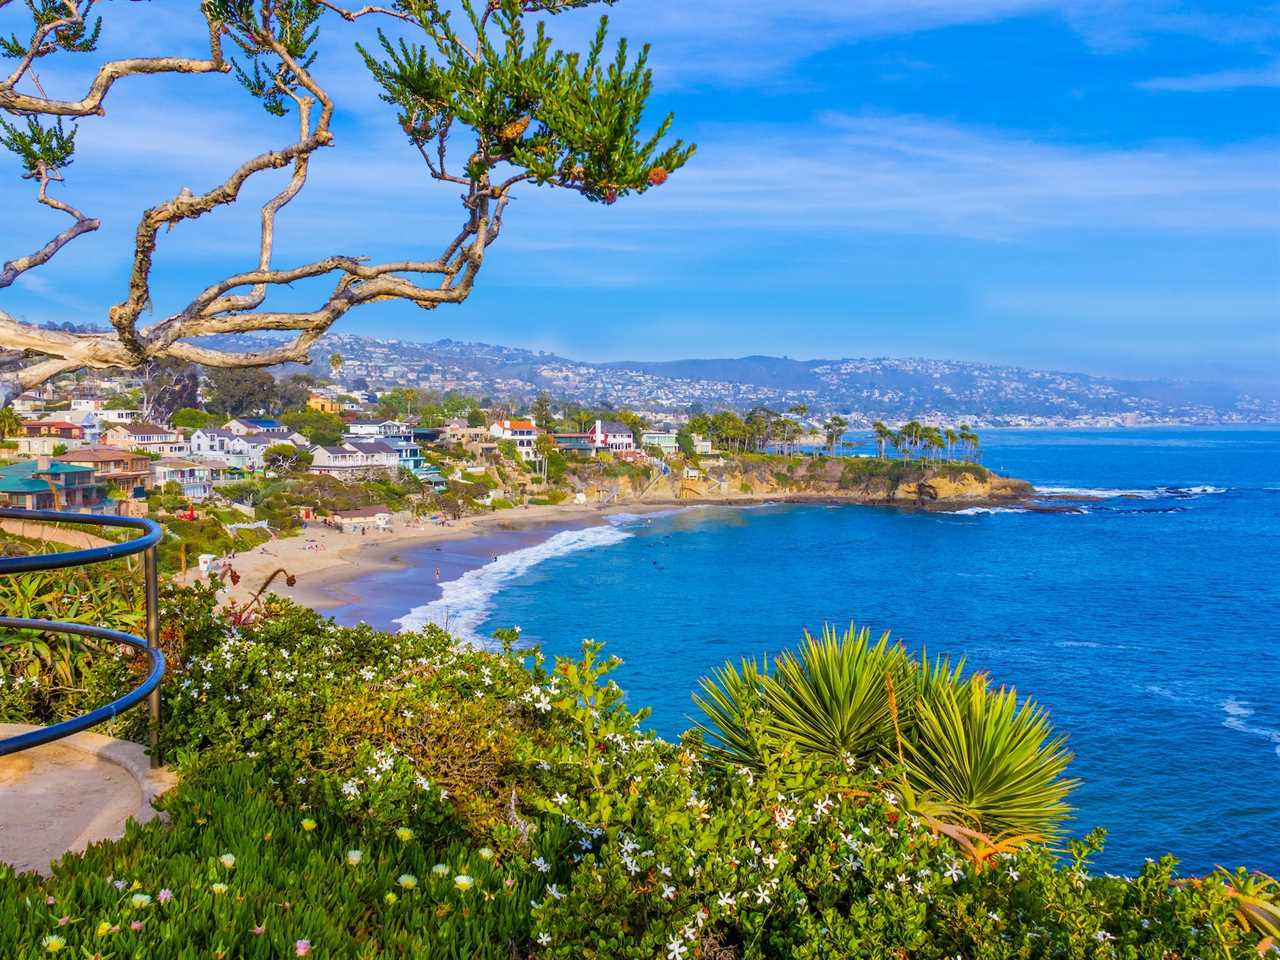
[
  {"xmin": 301, "ymin": 818, "xmax": 317, "ymax": 832},
  {"xmin": 42, "ymin": 935, "xmax": 65, "ymax": 952},
  {"xmin": 398, "ymin": 874, "xmax": 418, "ymax": 890},
  {"xmin": 130, "ymin": 893, "xmax": 152, "ymax": 908},
  {"xmin": 219, "ymin": 853, "xmax": 236, "ymax": 869},
  {"xmin": 211, "ymin": 882, "xmax": 228, "ymax": 895},
  {"xmin": 395, "ymin": 827, "xmax": 413, "ymax": 842},
  {"xmin": 454, "ymin": 875, "xmax": 474, "ymax": 891},
  {"xmin": 157, "ymin": 888, "xmax": 173, "ymax": 904},
  {"xmin": 295, "ymin": 940, "xmax": 312, "ymax": 956}
]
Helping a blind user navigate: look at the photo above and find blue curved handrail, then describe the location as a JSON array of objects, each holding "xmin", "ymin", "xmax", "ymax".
[{"xmin": 0, "ymin": 507, "xmax": 165, "ymax": 759}]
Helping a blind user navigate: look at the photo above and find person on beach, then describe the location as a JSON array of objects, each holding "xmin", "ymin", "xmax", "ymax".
[{"xmin": 435, "ymin": 566, "xmax": 441, "ymax": 580}]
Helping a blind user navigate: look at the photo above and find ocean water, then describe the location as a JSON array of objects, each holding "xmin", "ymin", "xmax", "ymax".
[{"xmin": 388, "ymin": 428, "xmax": 1280, "ymax": 874}]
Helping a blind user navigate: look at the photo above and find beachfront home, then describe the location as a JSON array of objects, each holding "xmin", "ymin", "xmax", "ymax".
[
  {"xmin": 153, "ymin": 458, "xmax": 218, "ymax": 501},
  {"xmin": 641, "ymin": 430, "xmax": 680, "ymax": 456},
  {"xmin": 309, "ymin": 440, "xmax": 400, "ymax": 479},
  {"xmin": 103, "ymin": 422, "xmax": 189, "ymax": 457},
  {"xmin": 490, "ymin": 418, "xmax": 539, "ymax": 462},
  {"xmin": 586, "ymin": 419, "xmax": 635, "ymax": 453},
  {"xmin": 55, "ymin": 447, "xmax": 151, "ymax": 497},
  {"xmin": 0, "ymin": 457, "xmax": 100, "ymax": 511},
  {"xmin": 329, "ymin": 505, "xmax": 392, "ymax": 533},
  {"xmin": 692, "ymin": 433, "xmax": 713, "ymax": 455}
]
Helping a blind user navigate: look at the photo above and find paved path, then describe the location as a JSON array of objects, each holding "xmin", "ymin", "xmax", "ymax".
[{"xmin": 0, "ymin": 725, "xmax": 175, "ymax": 875}]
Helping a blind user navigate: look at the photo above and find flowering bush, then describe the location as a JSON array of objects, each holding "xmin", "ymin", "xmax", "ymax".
[{"xmin": 0, "ymin": 594, "xmax": 1272, "ymax": 957}]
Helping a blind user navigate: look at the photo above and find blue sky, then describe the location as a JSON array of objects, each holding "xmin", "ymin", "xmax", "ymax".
[{"xmin": 3, "ymin": 1, "xmax": 1277, "ymax": 385}]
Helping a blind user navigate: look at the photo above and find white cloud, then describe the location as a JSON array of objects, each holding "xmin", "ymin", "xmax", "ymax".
[{"xmin": 1139, "ymin": 58, "xmax": 1280, "ymax": 91}]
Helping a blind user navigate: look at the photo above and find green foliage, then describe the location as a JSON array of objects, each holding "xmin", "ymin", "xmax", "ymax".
[
  {"xmin": 358, "ymin": 0, "xmax": 692, "ymax": 203},
  {"xmin": 264, "ymin": 443, "xmax": 312, "ymax": 471},
  {"xmin": 0, "ymin": 595, "xmax": 1272, "ymax": 957},
  {"xmin": 0, "ymin": 114, "xmax": 76, "ymax": 177},
  {"xmin": 281, "ymin": 407, "xmax": 346, "ymax": 445},
  {"xmin": 695, "ymin": 625, "xmax": 1076, "ymax": 843},
  {"xmin": 170, "ymin": 407, "xmax": 213, "ymax": 430},
  {"xmin": 208, "ymin": 0, "xmax": 322, "ymax": 116}
]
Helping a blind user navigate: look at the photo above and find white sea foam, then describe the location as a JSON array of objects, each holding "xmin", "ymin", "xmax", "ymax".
[
  {"xmin": 394, "ymin": 525, "xmax": 632, "ymax": 645},
  {"xmin": 1037, "ymin": 484, "xmax": 1226, "ymax": 499},
  {"xmin": 1036, "ymin": 485, "xmax": 1162, "ymax": 499},
  {"xmin": 949, "ymin": 506, "xmax": 1029, "ymax": 515},
  {"xmin": 1221, "ymin": 699, "xmax": 1280, "ymax": 760}
]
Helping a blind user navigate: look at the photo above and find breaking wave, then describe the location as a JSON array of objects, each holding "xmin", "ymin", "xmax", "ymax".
[
  {"xmin": 394, "ymin": 525, "xmax": 632, "ymax": 645},
  {"xmin": 949, "ymin": 506, "xmax": 1029, "ymax": 515}
]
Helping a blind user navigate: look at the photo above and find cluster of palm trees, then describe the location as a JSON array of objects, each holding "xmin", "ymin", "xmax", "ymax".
[
  {"xmin": 694, "ymin": 625, "xmax": 1077, "ymax": 856},
  {"xmin": 872, "ymin": 420, "xmax": 980, "ymax": 463}
]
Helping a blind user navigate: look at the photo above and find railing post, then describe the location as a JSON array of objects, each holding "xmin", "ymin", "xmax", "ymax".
[{"xmin": 144, "ymin": 542, "xmax": 161, "ymax": 768}]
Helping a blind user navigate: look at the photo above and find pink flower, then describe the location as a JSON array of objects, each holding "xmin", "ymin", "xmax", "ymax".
[
  {"xmin": 130, "ymin": 920, "xmax": 143, "ymax": 931},
  {"xmin": 57, "ymin": 916, "xmax": 70, "ymax": 926},
  {"xmin": 45, "ymin": 896, "xmax": 55, "ymax": 905},
  {"xmin": 157, "ymin": 888, "xmax": 173, "ymax": 904},
  {"xmin": 253, "ymin": 925, "xmax": 266, "ymax": 935},
  {"xmin": 295, "ymin": 940, "xmax": 311, "ymax": 956}
]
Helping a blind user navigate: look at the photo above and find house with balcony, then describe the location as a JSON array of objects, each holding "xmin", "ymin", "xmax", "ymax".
[
  {"xmin": 308, "ymin": 439, "xmax": 399, "ymax": 479},
  {"xmin": 153, "ymin": 458, "xmax": 218, "ymax": 501},
  {"xmin": 0, "ymin": 457, "xmax": 100, "ymax": 511},
  {"xmin": 328, "ymin": 505, "xmax": 392, "ymax": 533},
  {"xmin": 103, "ymin": 422, "xmax": 189, "ymax": 457},
  {"xmin": 641, "ymin": 430, "xmax": 680, "ymax": 456},
  {"xmin": 55, "ymin": 447, "xmax": 152, "ymax": 497},
  {"xmin": 489, "ymin": 418, "xmax": 540, "ymax": 462},
  {"xmin": 552, "ymin": 432, "xmax": 594, "ymax": 454},
  {"xmin": 586, "ymin": 419, "xmax": 636, "ymax": 453},
  {"xmin": 346, "ymin": 419, "xmax": 410, "ymax": 440},
  {"xmin": 307, "ymin": 394, "xmax": 343, "ymax": 414}
]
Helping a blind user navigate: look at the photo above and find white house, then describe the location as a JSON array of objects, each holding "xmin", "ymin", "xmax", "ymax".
[
  {"xmin": 103, "ymin": 422, "xmax": 189, "ymax": 457},
  {"xmin": 224, "ymin": 417, "xmax": 289, "ymax": 437},
  {"xmin": 153, "ymin": 458, "xmax": 218, "ymax": 501},
  {"xmin": 489, "ymin": 418, "xmax": 540, "ymax": 462},
  {"xmin": 345, "ymin": 420, "xmax": 409, "ymax": 439},
  {"xmin": 329, "ymin": 505, "xmax": 392, "ymax": 533},
  {"xmin": 309, "ymin": 440, "xmax": 399, "ymax": 478},
  {"xmin": 587, "ymin": 419, "xmax": 635, "ymax": 453}
]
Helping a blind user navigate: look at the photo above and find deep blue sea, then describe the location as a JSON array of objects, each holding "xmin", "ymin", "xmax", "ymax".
[{"xmin": 394, "ymin": 428, "xmax": 1280, "ymax": 875}]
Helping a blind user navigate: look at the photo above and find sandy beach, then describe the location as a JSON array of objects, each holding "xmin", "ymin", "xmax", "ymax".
[{"xmin": 186, "ymin": 502, "xmax": 674, "ymax": 613}]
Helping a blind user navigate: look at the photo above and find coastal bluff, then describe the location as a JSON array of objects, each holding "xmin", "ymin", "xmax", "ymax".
[{"xmin": 590, "ymin": 455, "xmax": 1034, "ymax": 510}]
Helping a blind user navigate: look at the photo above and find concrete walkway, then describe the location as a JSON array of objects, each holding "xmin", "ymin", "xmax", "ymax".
[{"xmin": 0, "ymin": 725, "xmax": 176, "ymax": 876}]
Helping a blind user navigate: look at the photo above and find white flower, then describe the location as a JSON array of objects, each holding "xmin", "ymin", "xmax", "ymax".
[
  {"xmin": 536, "ymin": 933, "xmax": 551, "ymax": 946},
  {"xmin": 666, "ymin": 938, "xmax": 688, "ymax": 959},
  {"xmin": 717, "ymin": 892, "xmax": 735, "ymax": 910},
  {"xmin": 219, "ymin": 853, "xmax": 236, "ymax": 869},
  {"xmin": 341, "ymin": 779, "xmax": 360, "ymax": 798},
  {"xmin": 547, "ymin": 884, "xmax": 564, "ymax": 900},
  {"xmin": 532, "ymin": 856, "xmax": 550, "ymax": 873},
  {"xmin": 346, "ymin": 849, "xmax": 363, "ymax": 866},
  {"xmin": 754, "ymin": 884, "xmax": 772, "ymax": 905},
  {"xmin": 944, "ymin": 862, "xmax": 964, "ymax": 883},
  {"xmin": 552, "ymin": 793, "xmax": 569, "ymax": 806},
  {"xmin": 1008, "ymin": 869, "xmax": 1020, "ymax": 881},
  {"xmin": 813, "ymin": 795, "xmax": 833, "ymax": 817},
  {"xmin": 1094, "ymin": 930, "xmax": 1115, "ymax": 942},
  {"xmin": 661, "ymin": 883, "xmax": 676, "ymax": 899}
]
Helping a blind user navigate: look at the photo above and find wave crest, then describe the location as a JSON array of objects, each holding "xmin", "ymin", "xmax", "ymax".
[{"xmin": 394, "ymin": 525, "xmax": 632, "ymax": 645}]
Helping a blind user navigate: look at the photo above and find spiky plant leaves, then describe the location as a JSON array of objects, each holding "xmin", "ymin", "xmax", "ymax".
[
  {"xmin": 690, "ymin": 655, "xmax": 768, "ymax": 769},
  {"xmin": 762, "ymin": 625, "xmax": 910, "ymax": 765},
  {"xmin": 902, "ymin": 673, "xmax": 1077, "ymax": 841}
]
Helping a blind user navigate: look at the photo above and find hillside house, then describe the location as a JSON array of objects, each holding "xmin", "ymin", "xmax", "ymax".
[
  {"xmin": 55, "ymin": 448, "xmax": 151, "ymax": 497},
  {"xmin": 0, "ymin": 458, "xmax": 100, "ymax": 511},
  {"xmin": 587, "ymin": 419, "xmax": 636, "ymax": 453},
  {"xmin": 153, "ymin": 458, "xmax": 217, "ymax": 501},
  {"xmin": 104, "ymin": 422, "xmax": 189, "ymax": 456},
  {"xmin": 490, "ymin": 419, "xmax": 540, "ymax": 462},
  {"xmin": 224, "ymin": 417, "xmax": 289, "ymax": 437}
]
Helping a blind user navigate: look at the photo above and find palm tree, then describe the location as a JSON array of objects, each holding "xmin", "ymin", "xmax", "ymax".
[
  {"xmin": 822, "ymin": 415, "xmax": 848, "ymax": 453},
  {"xmin": 872, "ymin": 421, "xmax": 893, "ymax": 459},
  {"xmin": 944, "ymin": 428, "xmax": 958, "ymax": 462},
  {"xmin": 0, "ymin": 406, "xmax": 22, "ymax": 439},
  {"xmin": 328, "ymin": 352, "xmax": 343, "ymax": 379},
  {"xmin": 958, "ymin": 424, "xmax": 980, "ymax": 463}
]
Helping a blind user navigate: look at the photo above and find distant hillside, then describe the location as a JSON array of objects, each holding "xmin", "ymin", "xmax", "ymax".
[{"xmin": 190, "ymin": 332, "xmax": 1278, "ymax": 426}]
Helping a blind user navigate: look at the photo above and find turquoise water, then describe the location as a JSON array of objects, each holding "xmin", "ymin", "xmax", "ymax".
[{"xmin": 444, "ymin": 428, "xmax": 1280, "ymax": 874}]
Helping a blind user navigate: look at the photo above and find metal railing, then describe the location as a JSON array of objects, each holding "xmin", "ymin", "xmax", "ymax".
[{"xmin": 0, "ymin": 507, "xmax": 165, "ymax": 767}]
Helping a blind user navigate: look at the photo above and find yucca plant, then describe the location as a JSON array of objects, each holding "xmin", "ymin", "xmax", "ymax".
[
  {"xmin": 691, "ymin": 655, "xmax": 769, "ymax": 769},
  {"xmin": 762, "ymin": 625, "xmax": 911, "ymax": 764},
  {"xmin": 901, "ymin": 673, "xmax": 1077, "ymax": 841}
]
